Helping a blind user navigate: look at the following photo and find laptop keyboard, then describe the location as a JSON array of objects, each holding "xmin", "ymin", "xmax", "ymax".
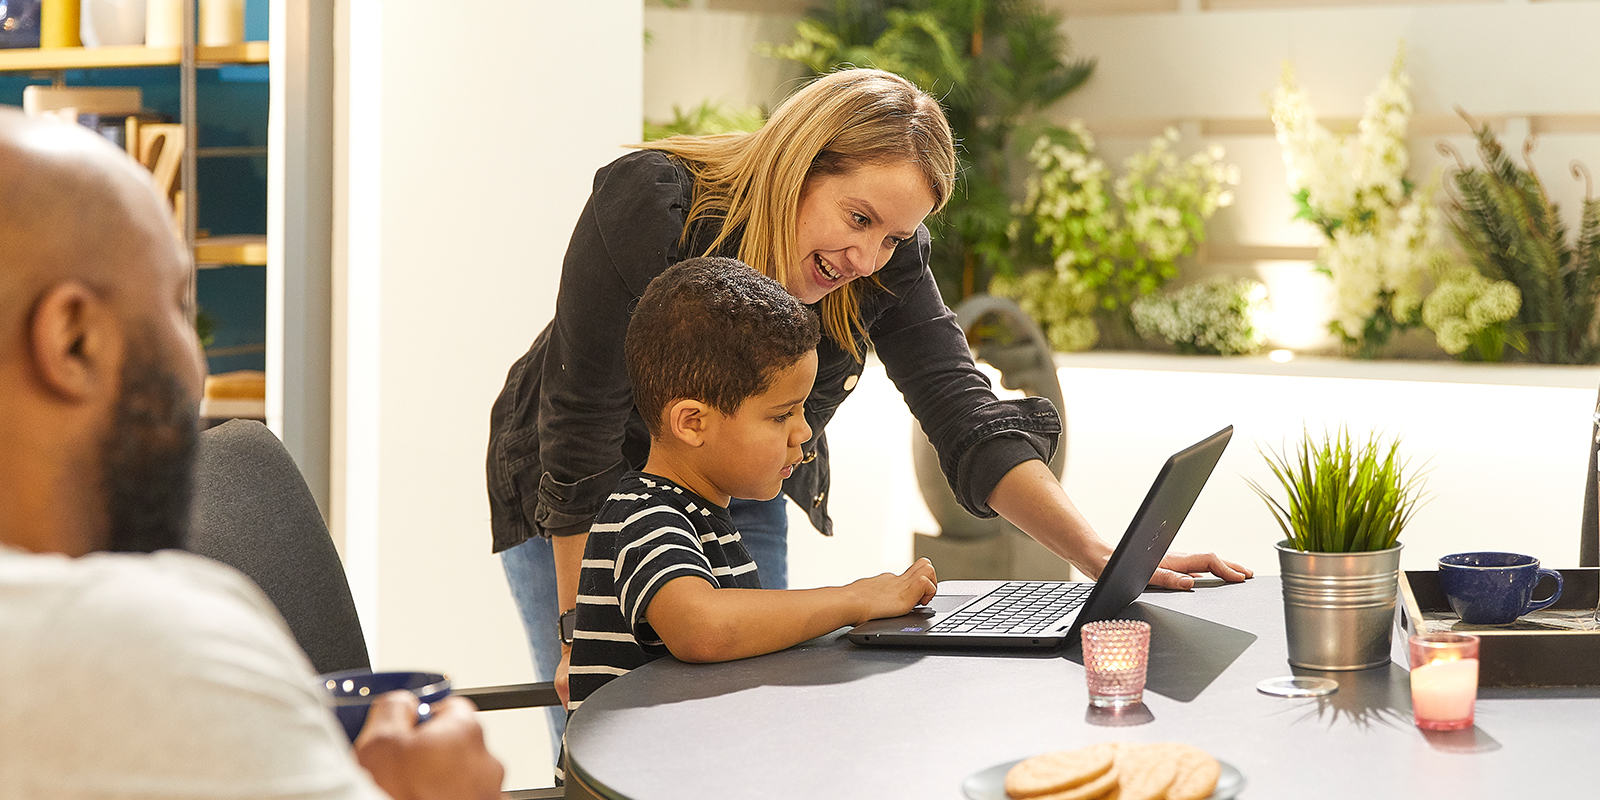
[{"xmin": 927, "ymin": 581, "xmax": 1094, "ymax": 635}]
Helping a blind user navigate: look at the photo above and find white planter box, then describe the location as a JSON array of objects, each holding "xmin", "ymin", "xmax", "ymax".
[{"xmin": 790, "ymin": 352, "xmax": 1600, "ymax": 590}]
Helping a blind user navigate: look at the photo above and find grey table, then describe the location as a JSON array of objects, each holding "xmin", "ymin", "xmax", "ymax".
[{"xmin": 564, "ymin": 578, "xmax": 1599, "ymax": 799}]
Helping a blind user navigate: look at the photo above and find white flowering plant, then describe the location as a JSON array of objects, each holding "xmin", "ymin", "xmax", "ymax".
[
  {"xmin": 1269, "ymin": 44, "xmax": 1448, "ymax": 358},
  {"xmin": 993, "ymin": 122, "xmax": 1238, "ymax": 351},
  {"xmin": 993, "ymin": 267, "xmax": 1102, "ymax": 353},
  {"xmin": 1131, "ymin": 278, "xmax": 1268, "ymax": 356}
]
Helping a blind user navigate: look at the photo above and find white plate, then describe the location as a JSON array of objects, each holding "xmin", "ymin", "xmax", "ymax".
[{"xmin": 961, "ymin": 756, "xmax": 1244, "ymax": 800}]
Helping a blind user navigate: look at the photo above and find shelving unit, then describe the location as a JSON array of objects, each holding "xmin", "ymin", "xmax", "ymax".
[
  {"xmin": 0, "ymin": 41, "xmax": 268, "ymax": 71},
  {"xmin": 3, "ymin": 2, "xmax": 344, "ymax": 513},
  {"xmin": 1, "ymin": 13, "xmax": 270, "ymax": 424},
  {"xmin": 0, "ymin": 37, "xmax": 270, "ymax": 271},
  {"xmin": 196, "ymin": 234, "xmax": 269, "ymax": 268}
]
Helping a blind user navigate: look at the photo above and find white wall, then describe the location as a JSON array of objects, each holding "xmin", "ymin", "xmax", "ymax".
[
  {"xmin": 335, "ymin": 0, "xmax": 642, "ymax": 788},
  {"xmin": 796, "ymin": 356, "xmax": 1600, "ymax": 594},
  {"xmin": 643, "ymin": 4, "xmax": 809, "ymax": 120}
]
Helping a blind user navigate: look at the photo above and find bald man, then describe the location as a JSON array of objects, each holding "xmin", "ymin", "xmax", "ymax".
[{"xmin": 0, "ymin": 110, "xmax": 502, "ymax": 798}]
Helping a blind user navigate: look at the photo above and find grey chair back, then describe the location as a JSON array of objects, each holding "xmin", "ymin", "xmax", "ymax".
[{"xmin": 187, "ymin": 419, "xmax": 372, "ymax": 674}]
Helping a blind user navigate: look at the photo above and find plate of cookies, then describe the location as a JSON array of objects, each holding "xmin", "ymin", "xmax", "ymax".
[{"xmin": 962, "ymin": 741, "xmax": 1242, "ymax": 800}]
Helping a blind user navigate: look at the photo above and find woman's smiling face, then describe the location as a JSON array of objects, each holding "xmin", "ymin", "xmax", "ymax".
[{"xmin": 785, "ymin": 161, "xmax": 937, "ymax": 305}]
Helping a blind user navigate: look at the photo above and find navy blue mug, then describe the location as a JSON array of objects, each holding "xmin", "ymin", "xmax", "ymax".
[
  {"xmin": 1438, "ymin": 552, "xmax": 1563, "ymax": 625},
  {"xmin": 319, "ymin": 669, "xmax": 452, "ymax": 742}
]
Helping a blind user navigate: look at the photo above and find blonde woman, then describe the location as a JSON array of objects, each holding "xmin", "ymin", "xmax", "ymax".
[{"xmin": 487, "ymin": 68, "xmax": 1250, "ymax": 743}]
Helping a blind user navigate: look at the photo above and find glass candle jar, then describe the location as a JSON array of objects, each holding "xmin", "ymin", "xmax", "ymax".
[{"xmin": 1408, "ymin": 632, "xmax": 1480, "ymax": 731}]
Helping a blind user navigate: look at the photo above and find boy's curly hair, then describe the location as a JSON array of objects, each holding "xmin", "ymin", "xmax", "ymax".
[{"xmin": 627, "ymin": 256, "xmax": 820, "ymax": 438}]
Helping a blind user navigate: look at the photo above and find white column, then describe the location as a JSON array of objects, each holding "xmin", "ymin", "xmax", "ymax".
[
  {"xmin": 268, "ymin": 0, "xmax": 334, "ymax": 517},
  {"xmin": 333, "ymin": 0, "xmax": 642, "ymax": 787}
]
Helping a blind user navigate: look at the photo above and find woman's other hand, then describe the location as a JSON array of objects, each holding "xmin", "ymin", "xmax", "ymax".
[{"xmin": 1151, "ymin": 551, "xmax": 1254, "ymax": 591}]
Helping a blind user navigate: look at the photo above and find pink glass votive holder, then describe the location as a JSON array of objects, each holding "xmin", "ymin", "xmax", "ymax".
[
  {"xmin": 1081, "ymin": 620, "xmax": 1151, "ymax": 708},
  {"xmin": 1408, "ymin": 632, "xmax": 1480, "ymax": 731}
]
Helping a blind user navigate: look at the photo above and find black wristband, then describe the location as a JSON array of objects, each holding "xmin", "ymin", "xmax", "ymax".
[{"xmin": 557, "ymin": 608, "xmax": 578, "ymax": 646}]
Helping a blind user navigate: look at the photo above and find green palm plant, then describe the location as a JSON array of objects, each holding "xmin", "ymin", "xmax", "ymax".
[
  {"xmin": 1248, "ymin": 428, "xmax": 1428, "ymax": 553},
  {"xmin": 1441, "ymin": 109, "xmax": 1600, "ymax": 364}
]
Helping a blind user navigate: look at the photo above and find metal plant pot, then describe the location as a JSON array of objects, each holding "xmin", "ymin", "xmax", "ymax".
[{"xmin": 1277, "ymin": 541, "xmax": 1403, "ymax": 670}]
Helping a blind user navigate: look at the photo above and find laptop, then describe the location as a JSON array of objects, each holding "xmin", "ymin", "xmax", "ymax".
[{"xmin": 847, "ymin": 425, "xmax": 1233, "ymax": 649}]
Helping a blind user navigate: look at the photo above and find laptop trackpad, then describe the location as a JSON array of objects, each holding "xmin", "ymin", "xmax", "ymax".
[{"xmin": 925, "ymin": 594, "xmax": 976, "ymax": 615}]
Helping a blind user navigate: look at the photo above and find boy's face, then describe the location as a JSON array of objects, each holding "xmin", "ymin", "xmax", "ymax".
[{"xmin": 700, "ymin": 351, "xmax": 818, "ymax": 503}]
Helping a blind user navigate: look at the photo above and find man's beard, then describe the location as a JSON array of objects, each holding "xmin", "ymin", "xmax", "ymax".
[{"xmin": 102, "ymin": 341, "xmax": 199, "ymax": 554}]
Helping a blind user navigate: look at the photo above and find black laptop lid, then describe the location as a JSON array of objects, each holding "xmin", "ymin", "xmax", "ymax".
[{"xmin": 1063, "ymin": 425, "xmax": 1233, "ymax": 642}]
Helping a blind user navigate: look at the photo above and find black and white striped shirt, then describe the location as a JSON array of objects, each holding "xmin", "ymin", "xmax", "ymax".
[{"xmin": 567, "ymin": 472, "xmax": 761, "ymax": 710}]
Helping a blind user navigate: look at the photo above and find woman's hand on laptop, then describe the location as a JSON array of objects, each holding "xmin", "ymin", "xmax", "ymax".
[
  {"xmin": 1151, "ymin": 551, "xmax": 1254, "ymax": 591},
  {"xmin": 850, "ymin": 557, "xmax": 939, "ymax": 623}
]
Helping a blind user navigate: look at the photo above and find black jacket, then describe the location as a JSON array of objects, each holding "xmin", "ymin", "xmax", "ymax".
[{"xmin": 486, "ymin": 151, "xmax": 1060, "ymax": 552}]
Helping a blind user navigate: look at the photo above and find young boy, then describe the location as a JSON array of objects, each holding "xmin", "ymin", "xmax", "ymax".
[{"xmin": 566, "ymin": 256, "xmax": 937, "ymax": 710}]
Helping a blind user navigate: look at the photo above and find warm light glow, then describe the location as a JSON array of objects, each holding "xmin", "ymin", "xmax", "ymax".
[
  {"xmin": 1268, "ymin": 349, "xmax": 1294, "ymax": 363},
  {"xmin": 1255, "ymin": 261, "xmax": 1335, "ymax": 350},
  {"xmin": 1411, "ymin": 657, "xmax": 1478, "ymax": 726}
]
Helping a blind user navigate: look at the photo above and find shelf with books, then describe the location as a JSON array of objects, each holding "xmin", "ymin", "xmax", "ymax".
[
  {"xmin": 196, "ymin": 234, "xmax": 267, "ymax": 268},
  {"xmin": 0, "ymin": 32, "xmax": 272, "ymax": 377},
  {"xmin": 0, "ymin": 41, "xmax": 267, "ymax": 72}
]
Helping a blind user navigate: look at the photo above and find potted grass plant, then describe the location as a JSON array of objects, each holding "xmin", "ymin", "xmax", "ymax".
[{"xmin": 1248, "ymin": 428, "xmax": 1428, "ymax": 670}]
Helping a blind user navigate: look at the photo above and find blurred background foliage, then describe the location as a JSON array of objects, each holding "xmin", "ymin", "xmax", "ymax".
[{"xmin": 642, "ymin": 99, "xmax": 765, "ymax": 141}]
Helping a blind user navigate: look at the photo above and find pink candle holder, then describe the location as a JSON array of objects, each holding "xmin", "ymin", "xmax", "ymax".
[
  {"xmin": 1081, "ymin": 620, "xmax": 1151, "ymax": 708},
  {"xmin": 1408, "ymin": 632, "xmax": 1480, "ymax": 731}
]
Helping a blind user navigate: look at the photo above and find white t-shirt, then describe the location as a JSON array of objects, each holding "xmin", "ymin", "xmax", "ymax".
[{"xmin": 0, "ymin": 545, "xmax": 388, "ymax": 799}]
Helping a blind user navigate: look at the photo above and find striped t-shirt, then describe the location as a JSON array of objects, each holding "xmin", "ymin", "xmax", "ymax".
[{"xmin": 567, "ymin": 472, "xmax": 761, "ymax": 710}]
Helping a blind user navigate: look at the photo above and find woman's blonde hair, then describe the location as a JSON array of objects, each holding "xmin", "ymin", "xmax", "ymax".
[{"xmin": 639, "ymin": 68, "xmax": 957, "ymax": 360}]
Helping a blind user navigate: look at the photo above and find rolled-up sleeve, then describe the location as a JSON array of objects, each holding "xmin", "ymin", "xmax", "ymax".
[{"xmin": 869, "ymin": 229, "xmax": 1062, "ymax": 518}]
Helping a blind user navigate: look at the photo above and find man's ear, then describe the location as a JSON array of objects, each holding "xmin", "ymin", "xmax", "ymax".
[
  {"xmin": 29, "ymin": 281, "xmax": 122, "ymax": 402},
  {"xmin": 664, "ymin": 399, "xmax": 712, "ymax": 447}
]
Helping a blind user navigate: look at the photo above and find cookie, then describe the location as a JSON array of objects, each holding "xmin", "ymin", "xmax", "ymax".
[
  {"xmin": 1111, "ymin": 743, "xmax": 1178, "ymax": 800},
  {"xmin": 1154, "ymin": 743, "xmax": 1220, "ymax": 800},
  {"xmin": 1032, "ymin": 766, "xmax": 1120, "ymax": 800},
  {"xmin": 1004, "ymin": 743, "xmax": 1117, "ymax": 798}
]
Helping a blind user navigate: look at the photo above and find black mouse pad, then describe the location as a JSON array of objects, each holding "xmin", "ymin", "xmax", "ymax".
[{"xmin": 1064, "ymin": 600, "xmax": 1257, "ymax": 702}]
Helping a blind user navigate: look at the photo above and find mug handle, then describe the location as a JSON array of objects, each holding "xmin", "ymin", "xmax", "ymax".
[{"xmin": 1525, "ymin": 568, "xmax": 1564, "ymax": 614}]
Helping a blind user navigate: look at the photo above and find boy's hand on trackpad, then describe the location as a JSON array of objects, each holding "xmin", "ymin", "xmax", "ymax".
[{"xmin": 849, "ymin": 557, "xmax": 938, "ymax": 623}]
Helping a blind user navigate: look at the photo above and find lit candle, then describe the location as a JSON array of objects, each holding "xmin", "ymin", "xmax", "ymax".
[{"xmin": 1408, "ymin": 633, "xmax": 1480, "ymax": 731}]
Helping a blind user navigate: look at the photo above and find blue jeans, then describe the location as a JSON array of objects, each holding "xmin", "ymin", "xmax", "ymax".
[
  {"xmin": 730, "ymin": 495, "xmax": 790, "ymax": 590},
  {"xmin": 499, "ymin": 494, "xmax": 790, "ymax": 760},
  {"xmin": 499, "ymin": 535, "xmax": 566, "ymax": 764}
]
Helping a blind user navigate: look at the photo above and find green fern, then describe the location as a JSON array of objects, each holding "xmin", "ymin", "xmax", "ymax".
[{"xmin": 1444, "ymin": 111, "xmax": 1600, "ymax": 363}]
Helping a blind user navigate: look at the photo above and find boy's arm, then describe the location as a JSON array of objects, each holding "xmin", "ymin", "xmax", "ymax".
[{"xmin": 644, "ymin": 559, "xmax": 937, "ymax": 663}]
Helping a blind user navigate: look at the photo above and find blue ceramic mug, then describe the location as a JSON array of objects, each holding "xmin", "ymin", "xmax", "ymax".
[
  {"xmin": 1437, "ymin": 552, "xmax": 1563, "ymax": 625},
  {"xmin": 319, "ymin": 669, "xmax": 452, "ymax": 742}
]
